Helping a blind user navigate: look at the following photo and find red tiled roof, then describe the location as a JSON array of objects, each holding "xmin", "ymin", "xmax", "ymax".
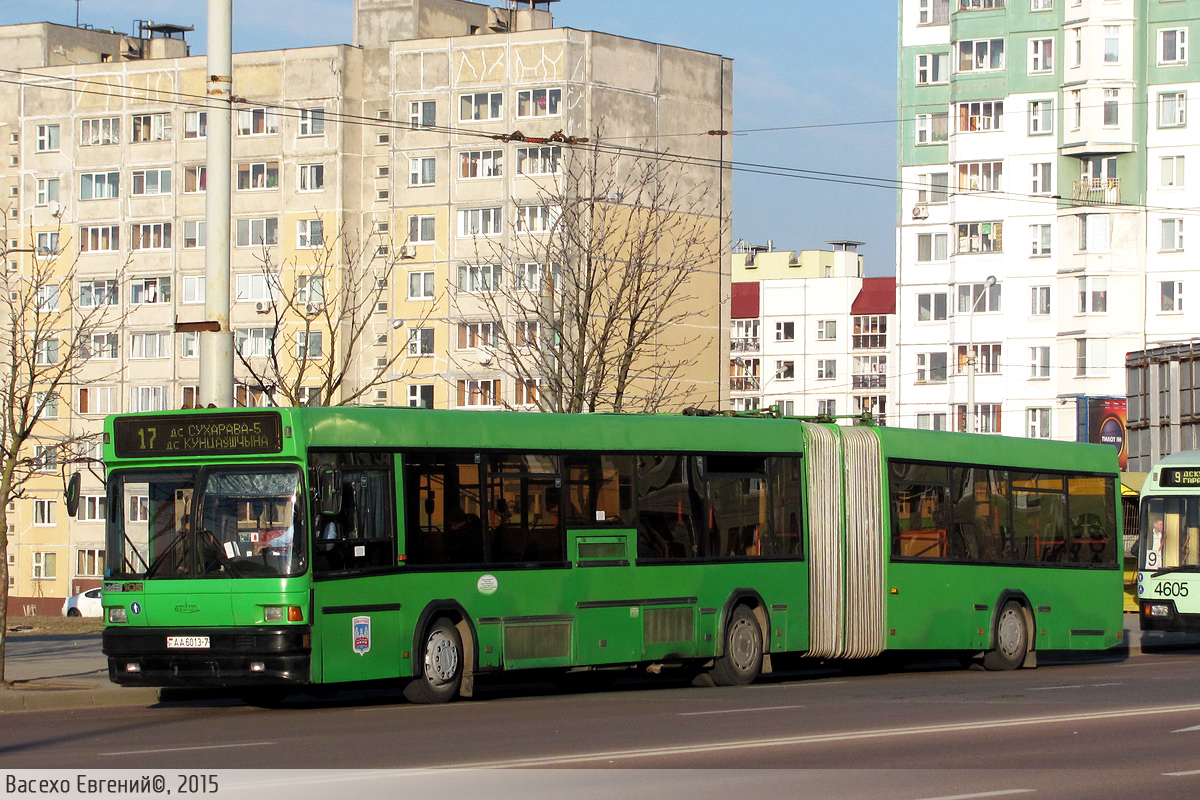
[{"xmin": 851, "ymin": 277, "xmax": 896, "ymax": 315}]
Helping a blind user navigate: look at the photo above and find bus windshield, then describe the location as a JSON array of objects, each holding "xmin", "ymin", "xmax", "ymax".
[
  {"xmin": 107, "ymin": 466, "xmax": 306, "ymax": 580},
  {"xmin": 1140, "ymin": 495, "xmax": 1200, "ymax": 572}
]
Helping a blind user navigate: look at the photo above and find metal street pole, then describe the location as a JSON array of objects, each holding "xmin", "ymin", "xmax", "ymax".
[
  {"xmin": 966, "ymin": 274, "xmax": 996, "ymax": 433},
  {"xmin": 199, "ymin": 0, "xmax": 234, "ymax": 407}
]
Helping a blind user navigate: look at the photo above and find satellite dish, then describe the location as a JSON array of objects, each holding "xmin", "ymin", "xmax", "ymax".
[
  {"xmin": 478, "ymin": 350, "xmax": 493, "ymax": 366},
  {"xmin": 48, "ymin": 201, "xmax": 62, "ymax": 218}
]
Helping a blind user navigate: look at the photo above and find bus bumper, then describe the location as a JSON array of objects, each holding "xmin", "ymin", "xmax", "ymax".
[
  {"xmin": 102, "ymin": 626, "xmax": 311, "ymax": 687},
  {"xmin": 1138, "ymin": 600, "xmax": 1200, "ymax": 633}
]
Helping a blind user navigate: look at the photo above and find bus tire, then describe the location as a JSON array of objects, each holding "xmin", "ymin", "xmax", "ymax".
[
  {"xmin": 709, "ymin": 605, "xmax": 763, "ymax": 686},
  {"xmin": 404, "ymin": 618, "xmax": 463, "ymax": 704},
  {"xmin": 982, "ymin": 601, "xmax": 1029, "ymax": 671}
]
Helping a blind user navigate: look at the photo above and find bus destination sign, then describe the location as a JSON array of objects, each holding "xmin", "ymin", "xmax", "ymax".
[
  {"xmin": 1161, "ymin": 467, "xmax": 1200, "ymax": 488},
  {"xmin": 114, "ymin": 413, "xmax": 285, "ymax": 458}
]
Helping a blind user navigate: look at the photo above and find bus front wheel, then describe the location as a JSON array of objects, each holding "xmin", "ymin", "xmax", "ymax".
[
  {"xmin": 709, "ymin": 605, "xmax": 763, "ymax": 686},
  {"xmin": 982, "ymin": 601, "xmax": 1030, "ymax": 671},
  {"xmin": 404, "ymin": 618, "xmax": 463, "ymax": 703}
]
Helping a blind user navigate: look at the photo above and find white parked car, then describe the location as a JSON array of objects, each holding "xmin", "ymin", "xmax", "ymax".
[{"xmin": 62, "ymin": 587, "xmax": 103, "ymax": 617}]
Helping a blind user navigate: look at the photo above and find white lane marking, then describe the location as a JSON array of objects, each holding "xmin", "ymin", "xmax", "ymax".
[
  {"xmin": 678, "ymin": 704, "xmax": 805, "ymax": 716},
  {"xmin": 437, "ymin": 703, "xmax": 1200, "ymax": 768},
  {"xmin": 1172, "ymin": 724, "xmax": 1200, "ymax": 733},
  {"xmin": 101, "ymin": 742, "xmax": 273, "ymax": 757},
  {"xmin": 1163, "ymin": 769, "xmax": 1200, "ymax": 776},
  {"xmin": 747, "ymin": 680, "xmax": 848, "ymax": 689},
  {"xmin": 1028, "ymin": 682, "xmax": 1121, "ymax": 691},
  {"xmin": 913, "ymin": 791, "xmax": 1035, "ymax": 800},
  {"xmin": 1120, "ymin": 659, "xmax": 1196, "ymax": 667}
]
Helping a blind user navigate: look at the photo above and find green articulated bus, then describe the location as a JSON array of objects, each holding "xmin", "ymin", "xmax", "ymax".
[
  {"xmin": 1136, "ymin": 450, "xmax": 1200, "ymax": 631},
  {"xmin": 93, "ymin": 407, "xmax": 1124, "ymax": 703}
]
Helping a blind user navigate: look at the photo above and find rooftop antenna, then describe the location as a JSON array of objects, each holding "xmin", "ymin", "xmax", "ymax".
[{"xmin": 75, "ymin": 0, "xmax": 82, "ymax": 27}]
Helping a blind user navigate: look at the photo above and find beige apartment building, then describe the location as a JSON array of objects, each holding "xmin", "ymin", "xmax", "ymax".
[{"xmin": 1, "ymin": 0, "xmax": 732, "ymax": 612}]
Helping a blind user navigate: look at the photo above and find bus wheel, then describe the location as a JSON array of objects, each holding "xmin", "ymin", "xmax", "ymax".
[
  {"xmin": 982, "ymin": 601, "xmax": 1029, "ymax": 671},
  {"xmin": 404, "ymin": 618, "xmax": 463, "ymax": 704},
  {"xmin": 710, "ymin": 606, "xmax": 763, "ymax": 686}
]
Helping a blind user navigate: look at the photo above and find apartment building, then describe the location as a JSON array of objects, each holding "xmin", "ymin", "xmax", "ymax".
[
  {"xmin": 729, "ymin": 242, "xmax": 896, "ymax": 422},
  {"xmin": 896, "ymin": 0, "xmax": 1198, "ymax": 444},
  {"xmin": 2, "ymin": 0, "xmax": 732, "ymax": 613}
]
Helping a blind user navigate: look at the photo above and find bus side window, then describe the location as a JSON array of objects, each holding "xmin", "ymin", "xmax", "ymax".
[{"xmin": 311, "ymin": 453, "xmax": 395, "ymax": 574}]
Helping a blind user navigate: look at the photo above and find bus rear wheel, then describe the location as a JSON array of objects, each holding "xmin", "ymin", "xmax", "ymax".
[
  {"xmin": 709, "ymin": 606, "xmax": 763, "ymax": 686},
  {"xmin": 404, "ymin": 618, "xmax": 463, "ymax": 704},
  {"xmin": 982, "ymin": 601, "xmax": 1030, "ymax": 671}
]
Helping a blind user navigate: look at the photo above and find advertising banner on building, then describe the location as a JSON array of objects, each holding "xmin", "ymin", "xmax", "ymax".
[{"xmin": 1078, "ymin": 396, "xmax": 1127, "ymax": 470}]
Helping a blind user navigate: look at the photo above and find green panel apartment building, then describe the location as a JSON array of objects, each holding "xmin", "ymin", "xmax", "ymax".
[{"xmin": 896, "ymin": 0, "xmax": 1198, "ymax": 448}]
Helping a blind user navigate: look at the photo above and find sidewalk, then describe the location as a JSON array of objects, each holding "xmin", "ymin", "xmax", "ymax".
[{"xmin": 2, "ymin": 614, "xmax": 1198, "ymax": 712}]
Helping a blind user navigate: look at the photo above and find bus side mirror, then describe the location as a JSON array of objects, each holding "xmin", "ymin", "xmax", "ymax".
[
  {"xmin": 65, "ymin": 472, "xmax": 81, "ymax": 518},
  {"xmin": 317, "ymin": 467, "xmax": 342, "ymax": 516}
]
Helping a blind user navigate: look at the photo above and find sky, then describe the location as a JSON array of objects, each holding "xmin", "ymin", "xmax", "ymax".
[{"xmin": 4, "ymin": 1, "xmax": 899, "ymax": 275}]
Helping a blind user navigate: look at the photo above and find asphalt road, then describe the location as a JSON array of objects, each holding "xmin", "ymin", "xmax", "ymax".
[{"xmin": 4, "ymin": 648, "xmax": 1200, "ymax": 799}]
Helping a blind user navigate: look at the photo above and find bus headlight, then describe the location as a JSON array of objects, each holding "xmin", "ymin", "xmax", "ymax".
[
  {"xmin": 1147, "ymin": 603, "xmax": 1171, "ymax": 618},
  {"xmin": 108, "ymin": 607, "xmax": 128, "ymax": 624},
  {"xmin": 263, "ymin": 606, "xmax": 303, "ymax": 623}
]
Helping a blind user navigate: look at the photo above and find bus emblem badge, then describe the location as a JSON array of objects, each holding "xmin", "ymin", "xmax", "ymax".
[{"xmin": 352, "ymin": 616, "xmax": 371, "ymax": 656}]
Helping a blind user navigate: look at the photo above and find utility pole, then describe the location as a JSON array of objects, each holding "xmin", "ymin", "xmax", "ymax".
[{"xmin": 200, "ymin": 0, "xmax": 234, "ymax": 407}]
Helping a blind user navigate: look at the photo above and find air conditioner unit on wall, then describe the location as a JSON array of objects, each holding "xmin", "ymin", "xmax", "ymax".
[
  {"xmin": 254, "ymin": 301, "xmax": 269, "ymax": 314},
  {"xmin": 912, "ymin": 205, "xmax": 929, "ymax": 220},
  {"xmin": 400, "ymin": 244, "xmax": 417, "ymax": 259}
]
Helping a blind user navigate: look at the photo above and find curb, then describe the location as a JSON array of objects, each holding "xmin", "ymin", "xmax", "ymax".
[{"xmin": 0, "ymin": 684, "xmax": 160, "ymax": 713}]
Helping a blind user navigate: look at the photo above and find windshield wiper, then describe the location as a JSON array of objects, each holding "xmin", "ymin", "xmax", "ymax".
[
  {"xmin": 197, "ymin": 528, "xmax": 242, "ymax": 578},
  {"xmin": 144, "ymin": 532, "xmax": 188, "ymax": 578}
]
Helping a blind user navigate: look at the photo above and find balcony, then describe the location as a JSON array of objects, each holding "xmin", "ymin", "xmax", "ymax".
[
  {"xmin": 1073, "ymin": 178, "xmax": 1120, "ymax": 206},
  {"xmin": 729, "ymin": 376, "xmax": 761, "ymax": 393},
  {"xmin": 730, "ymin": 337, "xmax": 760, "ymax": 354},
  {"xmin": 852, "ymin": 374, "xmax": 887, "ymax": 390}
]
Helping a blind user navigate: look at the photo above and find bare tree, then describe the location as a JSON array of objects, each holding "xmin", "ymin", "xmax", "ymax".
[
  {"xmin": 233, "ymin": 219, "xmax": 437, "ymax": 408},
  {"xmin": 0, "ymin": 221, "xmax": 127, "ymax": 684},
  {"xmin": 460, "ymin": 141, "xmax": 722, "ymax": 413}
]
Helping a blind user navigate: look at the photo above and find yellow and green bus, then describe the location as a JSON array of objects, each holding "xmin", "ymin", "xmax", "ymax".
[
  {"xmin": 93, "ymin": 407, "xmax": 1123, "ymax": 703},
  {"xmin": 1136, "ymin": 451, "xmax": 1200, "ymax": 631}
]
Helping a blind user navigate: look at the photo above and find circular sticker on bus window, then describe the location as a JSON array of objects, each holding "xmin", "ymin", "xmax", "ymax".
[{"xmin": 477, "ymin": 574, "xmax": 498, "ymax": 596}]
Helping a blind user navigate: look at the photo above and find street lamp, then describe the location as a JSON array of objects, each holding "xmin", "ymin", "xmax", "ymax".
[{"xmin": 966, "ymin": 275, "xmax": 997, "ymax": 433}]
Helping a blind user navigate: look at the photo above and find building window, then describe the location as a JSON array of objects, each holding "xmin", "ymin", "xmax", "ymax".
[
  {"xmin": 956, "ymin": 221, "xmax": 1003, "ymax": 254},
  {"xmin": 77, "ymin": 548, "xmax": 105, "ymax": 575},
  {"xmin": 1104, "ymin": 25, "xmax": 1120, "ymax": 63},
  {"xmin": 853, "ymin": 316, "xmax": 887, "ymax": 349},
  {"xmin": 816, "ymin": 359, "xmax": 835, "ymax": 379},
  {"xmin": 298, "ymin": 163, "xmax": 325, "ymax": 191},
  {"xmin": 1028, "ymin": 38, "xmax": 1053, "ymax": 73},
  {"xmin": 408, "ymin": 384, "xmax": 434, "ymax": 408},
  {"xmin": 130, "ymin": 113, "xmax": 172, "ymax": 142},
  {"xmin": 917, "ymin": 292, "xmax": 948, "ymax": 321},
  {"xmin": 459, "ymin": 92, "xmax": 503, "ymax": 121},
  {"xmin": 1075, "ymin": 338, "xmax": 1107, "ymax": 377},
  {"xmin": 1031, "ymin": 162, "xmax": 1052, "ymax": 195},
  {"xmin": 32, "ymin": 551, "xmax": 56, "ymax": 578},
  {"xmin": 959, "ymin": 0, "xmax": 1005, "ymax": 8},
  {"xmin": 80, "ymin": 117, "xmax": 119, "ymax": 146},
  {"xmin": 916, "ymin": 232, "xmax": 949, "ymax": 262},
  {"xmin": 237, "ymin": 161, "xmax": 280, "ymax": 190},
  {"xmin": 1158, "ymin": 92, "xmax": 1187, "ymax": 128},
  {"xmin": 1160, "ymin": 280, "xmax": 1184, "ymax": 313},
  {"xmin": 1076, "ymin": 214, "xmax": 1110, "ymax": 252},
  {"xmin": 78, "ymin": 497, "xmax": 108, "ymax": 524},
  {"xmin": 1161, "ymin": 218, "xmax": 1184, "ymax": 251},
  {"xmin": 958, "ymin": 38, "xmax": 1004, "ymax": 72},
  {"xmin": 1031, "ymin": 0, "xmax": 1052, "ymax": 10},
  {"xmin": 957, "ymin": 343, "xmax": 1002, "ymax": 374},
  {"xmin": 408, "ymin": 215, "xmax": 435, "ymax": 244},
  {"xmin": 298, "ymin": 108, "xmax": 325, "ymax": 137},
  {"xmin": 181, "ymin": 331, "xmax": 198, "ymax": 358},
  {"xmin": 80, "ymin": 171, "xmax": 119, "ymax": 200},
  {"xmin": 515, "ymin": 205, "xmax": 559, "ymax": 233},
  {"xmin": 776, "ymin": 360, "xmax": 795, "ymax": 380},
  {"xmin": 1161, "ymin": 155, "xmax": 1186, "ymax": 188},
  {"xmin": 460, "ymin": 149, "xmax": 503, "ymax": 179},
  {"xmin": 458, "ymin": 207, "xmax": 503, "ymax": 237},
  {"xmin": 184, "ymin": 111, "xmax": 207, "ymax": 139},
  {"xmin": 130, "ymin": 276, "xmax": 171, "ymax": 305},
  {"xmin": 35, "ymin": 177, "xmax": 60, "ymax": 206},
  {"xmin": 956, "ymin": 100, "xmax": 1003, "ymax": 132},
  {"xmin": 1027, "ymin": 407, "xmax": 1052, "ymax": 439},
  {"xmin": 78, "ymin": 385, "xmax": 116, "ymax": 414},
  {"xmin": 956, "ymin": 403, "xmax": 1002, "ymax": 434},
  {"xmin": 1069, "ymin": 27, "xmax": 1082, "ymax": 68},
  {"xmin": 457, "ymin": 263, "xmax": 502, "ymax": 293},
  {"xmin": 34, "ymin": 499, "xmax": 56, "ymax": 527},
  {"xmin": 457, "ymin": 379, "xmax": 502, "ymax": 408},
  {"xmin": 296, "ymin": 275, "xmax": 324, "ymax": 306},
  {"xmin": 79, "ymin": 278, "xmax": 118, "ymax": 306},
  {"xmin": 237, "ymin": 108, "xmax": 280, "ymax": 135},
  {"xmin": 408, "ymin": 271, "xmax": 434, "ymax": 300},
  {"xmin": 916, "ymin": 352, "xmax": 948, "ymax": 383},
  {"xmin": 958, "ymin": 281, "xmax": 1001, "ymax": 313},
  {"xmin": 80, "ymin": 333, "xmax": 118, "ymax": 360},
  {"xmin": 131, "ymin": 222, "xmax": 171, "ymax": 251},
  {"xmin": 235, "ymin": 218, "xmax": 279, "ymax": 247},
  {"xmin": 408, "ymin": 327, "xmax": 434, "ymax": 356},
  {"xmin": 35, "ymin": 234, "xmax": 59, "ymax": 259},
  {"xmin": 235, "ymin": 327, "xmax": 274, "ymax": 357},
  {"xmin": 1030, "ymin": 223, "xmax": 1052, "ymax": 257},
  {"xmin": 918, "ymin": 0, "xmax": 950, "ymax": 24},
  {"xmin": 916, "ymin": 412, "xmax": 948, "ymax": 430},
  {"xmin": 514, "ymin": 262, "xmax": 555, "ymax": 291},
  {"xmin": 130, "ymin": 332, "xmax": 169, "ymax": 359},
  {"xmin": 184, "ymin": 221, "xmax": 207, "ymax": 250},
  {"xmin": 35, "ymin": 337, "xmax": 59, "ymax": 365},
  {"xmin": 517, "ymin": 145, "xmax": 560, "ymax": 175},
  {"xmin": 1103, "ymin": 88, "xmax": 1120, "ymax": 126},
  {"xmin": 775, "ymin": 321, "xmax": 795, "ymax": 341},
  {"xmin": 35, "ymin": 392, "xmax": 58, "ymax": 419},
  {"xmin": 1076, "ymin": 276, "xmax": 1108, "ymax": 314},
  {"xmin": 916, "ymin": 52, "xmax": 949, "ymax": 84},
  {"xmin": 409, "ymin": 157, "xmax": 436, "ymax": 186},
  {"xmin": 296, "ymin": 330, "xmax": 324, "ymax": 359},
  {"xmin": 817, "ymin": 399, "xmax": 837, "ymax": 417},
  {"xmin": 1029, "ymin": 99, "xmax": 1053, "ymax": 134},
  {"xmin": 184, "ymin": 165, "xmax": 207, "ymax": 193},
  {"xmin": 409, "ymin": 100, "xmax": 436, "ymax": 129},
  {"xmin": 234, "ymin": 274, "xmax": 278, "ymax": 304},
  {"xmin": 916, "ymin": 112, "xmax": 949, "ymax": 144},
  {"xmin": 297, "ymin": 219, "xmax": 324, "ymax": 249},
  {"xmin": 1030, "ymin": 285, "xmax": 1051, "ymax": 315},
  {"xmin": 516, "ymin": 320, "xmax": 540, "ymax": 349},
  {"xmin": 918, "ymin": 172, "xmax": 949, "ymax": 203},
  {"xmin": 234, "ymin": 385, "xmax": 268, "ymax": 408},
  {"xmin": 35, "ymin": 124, "xmax": 60, "ymax": 152},
  {"xmin": 957, "ymin": 161, "xmax": 1002, "ymax": 192},
  {"xmin": 516, "ymin": 88, "xmax": 561, "ymax": 118},
  {"xmin": 1029, "ymin": 346, "xmax": 1050, "ymax": 379},
  {"xmin": 817, "ymin": 320, "xmax": 837, "ymax": 340},
  {"xmin": 1159, "ymin": 28, "xmax": 1189, "ymax": 65},
  {"xmin": 130, "ymin": 386, "xmax": 168, "ymax": 411}
]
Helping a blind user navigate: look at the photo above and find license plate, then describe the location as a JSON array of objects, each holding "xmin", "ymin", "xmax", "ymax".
[{"xmin": 167, "ymin": 636, "xmax": 211, "ymax": 649}]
